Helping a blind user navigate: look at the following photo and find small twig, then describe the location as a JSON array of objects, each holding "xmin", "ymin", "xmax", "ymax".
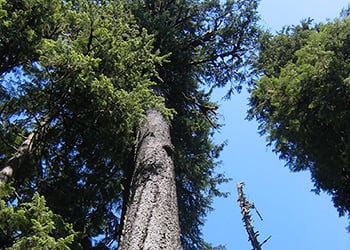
[
  {"xmin": 260, "ymin": 235, "xmax": 272, "ymax": 247},
  {"xmin": 252, "ymin": 203, "xmax": 264, "ymax": 221},
  {"xmin": 14, "ymin": 190, "xmax": 21, "ymax": 201}
]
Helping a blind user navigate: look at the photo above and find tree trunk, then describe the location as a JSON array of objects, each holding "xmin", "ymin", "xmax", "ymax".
[{"xmin": 119, "ymin": 109, "xmax": 181, "ymax": 250}]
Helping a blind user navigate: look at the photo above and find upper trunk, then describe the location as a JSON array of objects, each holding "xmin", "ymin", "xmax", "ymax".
[{"xmin": 119, "ymin": 109, "xmax": 181, "ymax": 250}]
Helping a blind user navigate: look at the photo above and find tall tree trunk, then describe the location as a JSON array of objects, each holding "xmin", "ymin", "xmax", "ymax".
[{"xmin": 119, "ymin": 109, "xmax": 181, "ymax": 250}]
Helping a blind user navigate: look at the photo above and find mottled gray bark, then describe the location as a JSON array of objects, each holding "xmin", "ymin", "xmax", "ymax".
[{"xmin": 119, "ymin": 109, "xmax": 181, "ymax": 250}]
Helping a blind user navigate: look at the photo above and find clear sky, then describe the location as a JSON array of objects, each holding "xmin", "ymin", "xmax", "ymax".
[{"xmin": 203, "ymin": 1, "xmax": 350, "ymax": 249}]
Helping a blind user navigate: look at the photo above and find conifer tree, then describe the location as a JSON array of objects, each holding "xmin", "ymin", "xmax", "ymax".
[
  {"xmin": 0, "ymin": 0, "xmax": 261, "ymax": 248},
  {"xmin": 1, "ymin": 0, "xmax": 165, "ymax": 248},
  {"xmin": 249, "ymin": 17, "xmax": 350, "ymax": 228},
  {"xmin": 120, "ymin": 0, "xmax": 261, "ymax": 248}
]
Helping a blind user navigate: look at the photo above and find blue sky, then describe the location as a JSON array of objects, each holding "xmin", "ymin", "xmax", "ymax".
[{"xmin": 203, "ymin": 1, "xmax": 350, "ymax": 249}]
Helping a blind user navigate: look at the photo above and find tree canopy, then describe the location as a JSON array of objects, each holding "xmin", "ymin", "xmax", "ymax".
[
  {"xmin": 249, "ymin": 17, "xmax": 350, "ymax": 226},
  {"xmin": 0, "ymin": 0, "xmax": 261, "ymax": 249},
  {"xmin": 1, "ymin": 0, "xmax": 165, "ymax": 248}
]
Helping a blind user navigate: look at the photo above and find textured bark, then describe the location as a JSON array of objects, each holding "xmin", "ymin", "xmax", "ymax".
[{"xmin": 119, "ymin": 109, "xmax": 181, "ymax": 250}]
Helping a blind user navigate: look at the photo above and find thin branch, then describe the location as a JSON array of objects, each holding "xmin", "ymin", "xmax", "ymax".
[
  {"xmin": 188, "ymin": 48, "xmax": 241, "ymax": 66},
  {"xmin": 261, "ymin": 235, "xmax": 272, "ymax": 247},
  {"xmin": 252, "ymin": 203, "xmax": 264, "ymax": 221}
]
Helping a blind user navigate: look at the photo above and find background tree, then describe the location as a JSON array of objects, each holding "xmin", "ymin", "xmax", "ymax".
[{"xmin": 248, "ymin": 17, "xmax": 350, "ymax": 228}]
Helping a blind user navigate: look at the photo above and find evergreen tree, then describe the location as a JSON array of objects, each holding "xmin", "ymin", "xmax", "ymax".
[
  {"xmin": 0, "ymin": 0, "xmax": 261, "ymax": 248},
  {"xmin": 249, "ymin": 17, "xmax": 350, "ymax": 228},
  {"xmin": 1, "ymin": 0, "xmax": 165, "ymax": 248},
  {"xmin": 121, "ymin": 0, "xmax": 261, "ymax": 249}
]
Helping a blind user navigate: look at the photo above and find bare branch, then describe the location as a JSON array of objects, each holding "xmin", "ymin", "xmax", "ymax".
[{"xmin": 237, "ymin": 182, "xmax": 270, "ymax": 250}]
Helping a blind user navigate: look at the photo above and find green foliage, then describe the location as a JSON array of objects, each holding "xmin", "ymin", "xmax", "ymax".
[
  {"xmin": 0, "ymin": 0, "xmax": 261, "ymax": 248},
  {"xmin": 249, "ymin": 17, "xmax": 350, "ymax": 224},
  {"xmin": 0, "ymin": 186, "xmax": 76, "ymax": 249},
  {"xmin": 0, "ymin": 0, "xmax": 67, "ymax": 73},
  {"xmin": 1, "ymin": 0, "xmax": 167, "ymax": 247}
]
